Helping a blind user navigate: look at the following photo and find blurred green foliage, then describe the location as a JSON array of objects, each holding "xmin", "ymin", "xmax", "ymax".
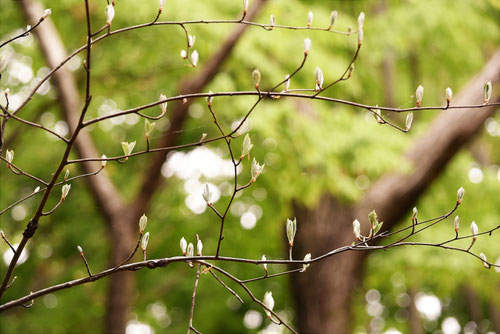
[{"xmin": 1, "ymin": 0, "xmax": 499, "ymax": 333}]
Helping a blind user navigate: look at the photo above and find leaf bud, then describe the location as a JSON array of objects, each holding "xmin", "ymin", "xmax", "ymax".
[
  {"xmin": 263, "ymin": 292, "xmax": 274, "ymax": 318},
  {"xmin": 269, "ymin": 15, "xmax": 275, "ymax": 30},
  {"xmin": 144, "ymin": 120, "xmax": 156, "ymax": 139},
  {"xmin": 358, "ymin": 28, "xmax": 363, "ymax": 46},
  {"xmin": 180, "ymin": 50, "xmax": 187, "ymax": 59},
  {"xmin": 252, "ymin": 69, "xmax": 261, "ymax": 89},
  {"xmin": 188, "ymin": 35, "xmax": 195, "ymax": 48},
  {"xmin": 187, "ymin": 242, "xmax": 194, "ymax": 257},
  {"xmin": 191, "ymin": 50, "xmax": 199, "ymax": 67},
  {"xmin": 159, "ymin": 94, "xmax": 167, "ymax": 113},
  {"xmin": 121, "ymin": 141, "xmax": 136, "ymax": 157},
  {"xmin": 180, "ymin": 237, "xmax": 187, "ymax": 255},
  {"xmin": 243, "ymin": 0, "xmax": 249, "ymax": 14},
  {"xmin": 284, "ymin": 74, "xmax": 290, "ymax": 91},
  {"xmin": 406, "ymin": 112, "xmax": 413, "ymax": 131},
  {"xmin": 206, "ymin": 91, "xmax": 214, "ymax": 105},
  {"xmin": 457, "ymin": 187, "xmax": 465, "ymax": 204},
  {"xmin": 484, "ymin": 81, "xmax": 492, "ymax": 103},
  {"xmin": 240, "ymin": 134, "xmax": 253, "ymax": 159},
  {"xmin": 301, "ymin": 253, "xmax": 311, "ymax": 272},
  {"xmin": 353, "ymin": 219, "xmax": 361, "ymax": 240},
  {"xmin": 314, "ymin": 66, "xmax": 324, "ymax": 91},
  {"xmin": 445, "ymin": 87, "xmax": 453, "ymax": 103},
  {"xmin": 307, "ymin": 11, "xmax": 313, "ymax": 27},
  {"xmin": 197, "ymin": 239, "xmax": 203, "ymax": 256},
  {"xmin": 454, "ymin": 216, "xmax": 460, "ymax": 232},
  {"xmin": 202, "ymin": 183, "xmax": 212, "ymax": 204},
  {"xmin": 6, "ymin": 149, "xmax": 14, "ymax": 164},
  {"xmin": 304, "ymin": 38, "xmax": 311, "ymax": 54},
  {"xmin": 416, "ymin": 85, "xmax": 424, "ymax": 107},
  {"xmin": 77, "ymin": 245, "xmax": 83, "ymax": 254},
  {"xmin": 105, "ymin": 5, "xmax": 114, "ymax": 25},
  {"xmin": 286, "ymin": 218, "xmax": 297, "ymax": 247},
  {"xmin": 480, "ymin": 253, "xmax": 490, "ymax": 269},
  {"xmin": 470, "ymin": 221, "xmax": 478, "ymax": 240},
  {"xmin": 329, "ymin": 11, "xmax": 337, "ymax": 28},
  {"xmin": 358, "ymin": 12, "xmax": 365, "ymax": 28},
  {"xmin": 61, "ymin": 184, "xmax": 71, "ymax": 200},
  {"xmin": 261, "ymin": 255, "xmax": 268, "ymax": 272},
  {"xmin": 159, "ymin": 0, "xmax": 166, "ymax": 10},
  {"xmin": 251, "ymin": 158, "xmax": 265, "ymax": 182},
  {"xmin": 101, "ymin": 154, "xmax": 107, "ymax": 167},
  {"xmin": 139, "ymin": 214, "xmax": 148, "ymax": 233},
  {"xmin": 42, "ymin": 8, "xmax": 52, "ymax": 19},
  {"xmin": 141, "ymin": 232, "xmax": 149, "ymax": 251}
]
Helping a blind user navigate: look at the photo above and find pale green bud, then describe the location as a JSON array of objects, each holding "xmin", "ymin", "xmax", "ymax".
[
  {"xmin": 457, "ymin": 187, "xmax": 465, "ymax": 204},
  {"xmin": 412, "ymin": 207, "xmax": 418, "ymax": 221},
  {"xmin": 314, "ymin": 66, "xmax": 324, "ymax": 90},
  {"xmin": 77, "ymin": 245, "xmax": 83, "ymax": 254},
  {"xmin": 240, "ymin": 134, "xmax": 253, "ymax": 159},
  {"xmin": 61, "ymin": 184, "xmax": 71, "ymax": 200},
  {"xmin": 144, "ymin": 120, "xmax": 156, "ymax": 139},
  {"xmin": 307, "ymin": 11, "xmax": 313, "ymax": 27},
  {"xmin": 269, "ymin": 15, "xmax": 275, "ymax": 29},
  {"xmin": 252, "ymin": 69, "xmax": 261, "ymax": 88},
  {"xmin": 263, "ymin": 292, "xmax": 274, "ymax": 318},
  {"xmin": 329, "ymin": 11, "xmax": 337, "ymax": 28},
  {"xmin": 139, "ymin": 214, "xmax": 148, "ymax": 233},
  {"xmin": 202, "ymin": 183, "xmax": 212, "ymax": 204},
  {"xmin": 180, "ymin": 237, "xmax": 187, "ymax": 255},
  {"xmin": 121, "ymin": 141, "xmax": 136, "ymax": 156},
  {"xmin": 43, "ymin": 8, "xmax": 52, "ymax": 19},
  {"xmin": 454, "ymin": 216, "xmax": 459, "ymax": 232},
  {"xmin": 358, "ymin": 29, "xmax": 363, "ymax": 46},
  {"xmin": 416, "ymin": 85, "xmax": 424, "ymax": 106},
  {"xmin": 304, "ymin": 38, "xmax": 311, "ymax": 54},
  {"xmin": 406, "ymin": 113, "xmax": 413, "ymax": 131},
  {"xmin": 480, "ymin": 253, "xmax": 490, "ymax": 269},
  {"xmin": 261, "ymin": 255, "xmax": 268, "ymax": 272},
  {"xmin": 101, "ymin": 154, "xmax": 107, "ymax": 167},
  {"xmin": 284, "ymin": 74, "xmax": 290, "ymax": 91},
  {"xmin": 64, "ymin": 169, "xmax": 70, "ymax": 181},
  {"xmin": 301, "ymin": 253, "xmax": 311, "ymax": 272},
  {"xmin": 358, "ymin": 12, "xmax": 365, "ymax": 28},
  {"xmin": 445, "ymin": 87, "xmax": 453, "ymax": 103},
  {"xmin": 470, "ymin": 221, "xmax": 478, "ymax": 240},
  {"xmin": 188, "ymin": 35, "xmax": 196, "ymax": 48},
  {"xmin": 187, "ymin": 242, "xmax": 194, "ymax": 257},
  {"xmin": 191, "ymin": 50, "xmax": 199, "ymax": 67},
  {"xmin": 5, "ymin": 149, "xmax": 14, "ymax": 164},
  {"xmin": 159, "ymin": 94, "xmax": 167, "ymax": 113},
  {"xmin": 251, "ymin": 158, "xmax": 265, "ymax": 182},
  {"xmin": 141, "ymin": 232, "xmax": 149, "ymax": 251},
  {"xmin": 484, "ymin": 81, "xmax": 492, "ymax": 103},
  {"xmin": 286, "ymin": 218, "xmax": 297, "ymax": 246},
  {"xmin": 353, "ymin": 219, "xmax": 361, "ymax": 240},
  {"xmin": 196, "ymin": 239, "xmax": 203, "ymax": 256},
  {"xmin": 105, "ymin": 5, "xmax": 114, "ymax": 25}
]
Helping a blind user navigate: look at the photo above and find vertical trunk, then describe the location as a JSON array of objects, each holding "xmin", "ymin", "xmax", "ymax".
[{"xmin": 408, "ymin": 288, "xmax": 424, "ymax": 334}]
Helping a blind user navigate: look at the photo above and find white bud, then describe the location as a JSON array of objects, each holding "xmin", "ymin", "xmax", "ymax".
[
  {"xmin": 263, "ymin": 292, "xmax": 274, "ymax": 318},
  {"xmin": 314, "ymin": 66, "xmax": 324, "ymax": 91},
  {"xmin": 373, "ymin": 106, "xmax": 383, "ymax": 124},
  {"xmin": 180, "ymin": 50, "xmax": 187, "ymax": 59},
  {"xmin": 191, "ymin": 50, "xmax": 199, "ymax": 67},
  {"xmin": 4, "ymin": 88, "xmax": 9, "ymax": 95},
  {"xmin": 470, "ymin": 221, "xmax": 478, "ymax": 239},
  {"xmin": 34, "ymin": 186, "xmax": 40, "ymax": 193},
  {"xmin": 121, "ymin": 141, "xmax": 136, "ymax": 156},
  {"xmin": 159, "ymin": 94, "xmax": 167, "ymax": 113},
  {"xmin": 412, "ymin": 207, "xmax": 418, "ymax": 221},
  {"xmin": 188, "ymin": 35, "xmax": 196, "ymax": 48},
  {"xmin": 196, "ymin": 239, "xmax": 203, "ymax": 256},
  {"xmin": 301, "ymin": 253, "xmax": 311, "ymax": 272},
  {"xmin": 241, "ymin": 134, "xmax": 253, "ymax": 159},
  {"xmin": 484, "ymin": 81, "xmax": 492, "ymax": 103},
  {"xmin": 159, "ymin": 0, "xmax": 166, "ymax": 9},
  {"xmin": 187, "ymin": 243, "xmax": 194, "ymax": 257},
  {"xmin": 416, "ymin": 85, "xmax": 424, "ymax": 106},
  {"xmin": 480, "ymin": 253, "xmax": 490, "ymax": 269},
  {"xmin": 64, "ymin": 169, "xmax": 70, "ymax": 180},
  {"xmin": 251, "ymin": 158, "xmax": 265, "ymax": 182},
  {"xmin": 284, "ymin": 74, "xmax": 290, "ymax": 91},
  {"xmin": 144, "ymin": 119, "xmax": 156, "ymax": 138},
  {"xmin": 261, "ymin": 255, "xmax": 268, "ymax": 272},
  {"xmin": 269, "ymin": 15, "xmax": 275, "ymax": 29},
  {"xmin": 206, "ymin": 91, "xmax": 214, "ymax": 105},
  {"xmin": 329, "ymin": 11, "xmax": 337, "ymax": 28},
  {"xmin": 353, "ymin": 219, "xmax": 361, "ymax": 240},
  {"xmin": 139, "ymin": 214, "xmax": 148, "ymax": 233},
  {"xmin": 406, "ymin": 112, "xmax": 413, "ymax": 131},
  {"xmin": 101, "ymin": 154, "xmax": 107, "ymax": 167},
  {"xmin": 304, "ymin": 38, "xmax": 311, "ymax": 54},
  {"xmin": 5, "ymin": 149, "xmax": 14, "ymax": 163},
  {"xmin": 77, "ymin": 245, "xmax": 83, "ymax": 254},
  {"xmin": 26, "ymin": 25, "xmax": 31, "ymax": 35},
  {"xmin": 457, "ymin": 187, "xmax": 465, "ymax": 204},
  {"xmin": 445, "ymin": 87, "xmax": 453, "ymax": 103},
  {"xmin": 243, "ymin": 0, "xmax": 249, "ymax": 13},
  {"xmin": 252, "ymin": 69, "xmax": 261, "ymax": 88},
  {"xmin": 286, "ymin": 218, "xmax": 297, "ymax": 247},
  {"xmin": 358, "ymin": 12, "xmax": 365, "ymax": 28},
  {"xmin": 180, "ymin": 237, "xmax": 187, "ymax": 255},
  {"xmin": 307, "ymin": 11, "xmax": 313, "ymax": 27},
  {"xmin": 141, "ymin": 232, "xmax": 149, "ymax": 251},
  {"xmin": 43, "ymin": 8, "xmax": 52, "ymax": 19},
  {"xmin": 454, "ymin": 216, "xmax": 460, "ymax": 232},
  {"xmin": 61, "ymin": 184, "xmax": 71, "ymax": 200},
  {"xmin": 105, "ymin": 5, "xmax": 114, "ymax": 25},
  {"xmin": 358, "ymin": 29, "xmax": 363, "ymax": 46},
  {"xmin": 202, "ymin": 183, "xmax": 212, "ymax": 204}
]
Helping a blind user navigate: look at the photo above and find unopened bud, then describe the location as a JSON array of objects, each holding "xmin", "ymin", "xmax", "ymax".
[
  {"xmin": 314, "ymin": 66, "xmax": 324, "ymax": 91},
  {"xmin": 26, "ymin": 25, "xmax": 31, "ymax": 35},
  {"xmin": 358, "ymin": 12, "xmax": 365, "ymax": 28},
  {"xmin": 358, "ymin": 29, "xmax": 363, "ymax": 46},
  {"xmin": 191, "ymin": 50, "xmax": 199, "ymax": 67},
  {"xmin": 263, "ymin": 292, "xmax": 274, "ymax": 318},
  {"xmin": 42, "ymin": 8, "xmax": 52, "ymax": 19},
  {"xmin": 197, "ymin": 239, "xmax": 203, "ymax": 256},
  {"xmin": 286, "ymin": 218, "xmax": 297, "ymax": 247},
  {"xmin": 206, "ymin": 91, "xmax": 213, "ymax": 105},
  {"xmin": 64, "ymin": 169, "xmax": 70, "ymax": 181},
  {"xmin": 261, "ymin": 255, "xmax": 268, "ymax": 272},
  {"xmin": 304, "ymin": 38, "xmax": 311, "ymax": 54},
  {"xmin": 484, "ymin": 81, "xmax": 492, "ymax": 103},
  {"xmin": 411, "ymin": 207, "xmax": 418, "ymax": 221},
  {"xmin": 480, "ymin": 253, "xmax": 490, "ymax": 269},
  {"xmin": 77, "ymin": 245, "xmax": 83, "ymax": 254},
  {"xmin": 243, "ymin": 0, "xmax": 248, "ymax": 14},
  {"xmin": 188, "ymin": 35, "xmax": 195, "ymax": 48},
  {"xmin": 180, "ymin": 50, "xmax": 187, "ymax": 59},
  {"xmin": 301, "ymin": 253, "xmax": 311, "ymax": 272},
  {"xmin": 4, "ymin": 88, "xmax": 9, "ymax": 96},
  {"xmin": 121, "ymin": 141, "xmax": 136, "ymax": 156},
  {"xmin": 101, "ymin": 154, "xmax": 107, "ymax": 167},
  {"xmin": 252, "ymin": 69, "xmax": 261, "ymax": 88},
  {"xmin": 457, "ymin": 187, "xmax": 465, "ymax": 204},
  {"xmin": 348, "ymin": 64, "xmax": 354, "ymax": 78},
  {"xmin": 445, "ymin": 87, "xmax": 453, "ymax": 103},
  {"xmin": 105, "ymin": 5, "xmax": 114, "ymax": 25},
  {"xmin": 353, "ymin": 219, "xmax": 361, "ymax": 240},
  {"xmin": 454, "ymin": 216, "xmax": 460, "ymax": 232},
  {"xmin": 373, "ymin": 106, "xmax": 383, "ymax": 124},
  {"xmin": 241, "ymin": 134, "xmax": 253, "ymax": 159},
  {"xmin": 416, "ymin": 85, "xmax": 424, "ymax": 107},
  {"xmin": 141, "ymin": 232, "xmax": 149, "ymax": 251},
  {"xmin": 329, "ymin": 11, "xmax": 337, "ymax": 28},
  {"xmin": 34, "ymin": 186, "xmax": 40, "ymax": 193},
  {"xmin": 269, "ymin": 15, "xmax": 275, "ymax": 30},
  {"xmin": 202, "ymin": 183, "xmax": 212, "ymax": 204},
  {"xmin": 284, "ymin": 74, "xmax": 290, "ymax": 91},
  {"xmin": 61, "ymin": 184, "xmax": 71, "ymax": 200},
  {"xmin": 251, "ymin": 158, "xmax": 265, "ymax": 182},
  {"xmin": 6, "ymin": 149, "xmax": 14, "ymax": 164},
  {"xmin": 406, "ymin": 112, "xmax": 413, "ymax": 131},
  {"xmin": 144, "ymin": 120, "xmax": 156, "ymax": 139},
  {"xmin": 159, "ymin": 0, "xmax": 166, "ymax": 10},
  {"xmin": 159, "ymin": 94, "xmax": 167, "ymax": 113},
  {"xmin": 187, "ymin": 243, "xmax": 194, "ymax": 257},
  {"xmin": 180, "ymin": 237, "xmax": 187, "ymax": 255},
  {"xmin": 307, "ymin": 11, "xmax": 313, "ymax": 27},
  {"xmin": 139, "ymin": 214, "xmax": 148, "ymax": 233},
  {"xmin": 470, "ymin": 221, "xmax": 478, "ymax": 240}
]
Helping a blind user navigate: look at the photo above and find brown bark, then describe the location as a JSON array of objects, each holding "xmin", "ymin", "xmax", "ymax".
[
  {"xmin": 408, "ymin": 288, "xmax": 424, "ymax": 334},
  {"xmin": 292, "ymin": 50, "xmax": 500, "ymax": 333}
]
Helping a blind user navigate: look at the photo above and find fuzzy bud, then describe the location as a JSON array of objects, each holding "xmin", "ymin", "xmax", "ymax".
[
  {"xmin": 470, "ymin": 221, "xmax": 478, "ymax": 240},
  {"xmin": 139, "ymin": 214, "xmax": 148, "ymax": 233},
  {"xmin": 202, "ymin": 183, "xmax": 212, "ymax": 204},
  {"xmin": 261, "ymin": 255, "xmax": 268, "ymax": 272},
  {"xmin": 314, "ymin": 66, "xmax": 324, "ymax": 91},
  {"xmin": 301, "ymin": 253, "xmax": 311, "ymax": 272},
  {"xmin": 188, "ymin": 35, "xmax": 195, "ymax": 48},
  {"xmin": 269, "ymin": 15, "xmax": 275, "ymax": 30},
  {"xmin": 191, "ymin": 50, "xmax": 199, "ymax": 67},
  {"xmin": 5, "ymin": 149, "xmax": 14, "ymax": 164},
  {"xmin": 358, "ymin": 12, "xmax": 365, "ymax": 28},
  {"xmin": 180, "ymin": 237, "xmax": 187, "ymax": 255},
  {"xmin": 484, "ymin": 81, "xmax": 492, "ymax": 103},
  {"xmin": 77, "ymin": 245, "xmax": 83, "ymax": 254},
  {"xmin": 457, "ymin": 187, "xmax": 465, "ymax": 204},
  {"xmin": 286, "ymin": 218, "xmax": 297, "ymax": 247},
  {"xmin": 445, "ymin": 87, "xmax": 453, "ymax": 103},
  {"xmin": 243, "ymin": 0, "xmax": 249, "ymax": 14},
  {"xmin": 411, "ymin": 207, "xmax": 418, "ymax": 222},
  {"xmin": 159, "ymin": 0, "xmax": 166, "ymax": 10},
  {"xmin": 105, "ymin": 5, "xmax": 114, "ymax": 25},
  {"xmin": 373, "ymin": 106, "xmax": 383, "ymax": 124},
  {"xmin": 42, "ymin": 8, "xmax": 52, "ymax": 19},
  {"xmin": 64, "ymin": 169, "xmax": 70, "ymax": 181},
  {"xmin": 480, "ymin": 253, "xmax": 490, "ymax": 269},
  {"xmin": 353, "ymin": 219, "xmax": 361, "ymax": 240},
  {"xmin": 329, "ymin": 11, "xmax": 337, "ymax": 28},
  {"xmin": 101, "ymin": 154, "xmax": 107, "ymax": 167},
  {"xmin": 252, "ymin": 69, "xmax": 261, "ymax": 89},
  {"xmin": 307, "ymin": 11, "xmax": 313, "ymax": 27},
  {"xmin": 159, "ymin": 94, "xmax": 167, "ymax": 113},
  {"xmin": 263, "ymin": 292, "xmax": 274, "ymax": 318},
  {"xmin": 187, "ymin": 243, "xmax": 194, "ymax": 257},
  {"xmin": 180, "ymin": 50, "xmax": 187, "ymax": 59},
  {"xmin": 61, "ymin": 184, "xmax": 71, "ymax": 200},
  {"xmin": 34, "ymin": 186, "xmax": 40, "ymax": 193},
  {"xmin": 406, "ymin": 112, "xmax": 413, "ymax": 131},
  {"xmin": 141, "ymin": 232, "xmax": 149, "ymax": 251},
  {"xmin": 196, "ymin": 239, "xmax": 203, "ymax": 256},
  {"xmin": 206, "ymin": 91, "xmax": 214, "ymax": 105},
  {"xmin": 454, "ymin": 216, "xmax": 460, "ymax": 232},
  {"xmin": 304, "ymin": 38, "xmax": 311, "ymax": 54},
  {"xmin": 358, "ymin": 29, "xmax": 363, "ymax": 46},
  {"xmin": 416, "ymin": 85, "xmax": 424, "ymax": 107},
  {"xmin": 240, "ymin": 134, "xmax": 253, "ymax": 159},
  {"xmin": 368, "ymin": 210, "xmax": 383, "ymax": 236}
]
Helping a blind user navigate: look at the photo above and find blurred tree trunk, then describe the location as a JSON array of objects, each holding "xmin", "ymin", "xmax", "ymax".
[
  {"xmin": 408, "ymin": 287, "xmax": 424, "ymax": 334},
  {"xmin": 292, "ymin": 50, "xmax": 500, "ymax": 333}
]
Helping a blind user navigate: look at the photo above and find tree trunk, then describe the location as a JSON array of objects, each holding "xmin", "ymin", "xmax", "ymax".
[{"xmin": 292, "ymin": 50, "xmax": 500, "ymax": 333}]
